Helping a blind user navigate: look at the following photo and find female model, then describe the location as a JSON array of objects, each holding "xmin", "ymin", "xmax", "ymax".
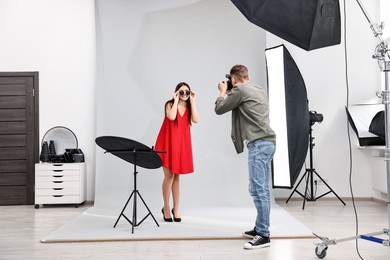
[{"xmin": 155, "ymin": 82, "xmax": 199, "ymax": 222}]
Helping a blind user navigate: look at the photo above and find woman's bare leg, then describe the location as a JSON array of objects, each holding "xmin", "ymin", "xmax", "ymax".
[
  {"xmin": 172, "ymin": 174, "xmax": 180, "ymax": 218},
  {"xmin": 162, "ymin": 167, "xmax": 174, "ymax": 218}
]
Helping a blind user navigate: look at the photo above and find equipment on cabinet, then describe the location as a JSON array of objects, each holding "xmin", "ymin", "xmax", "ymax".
[{"xmin": 64, "ymin": 149, "xmax": 84, "ymax": 163}]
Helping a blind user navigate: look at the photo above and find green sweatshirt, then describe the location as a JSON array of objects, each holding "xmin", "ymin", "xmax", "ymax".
[{"xmin": 215, "ymin": 81, "xmax": 276, "ymax": 154}]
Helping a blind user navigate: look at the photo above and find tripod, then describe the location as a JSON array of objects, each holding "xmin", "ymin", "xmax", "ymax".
[
  {"xmin": 286, "ymin": 123, "xmax": 346, "ymax": 210},
  {"xmin": 113, "ymin": 150, "xmax": 159, "ymax": 234},
  {"xmin": 95, "ymin": 136, "xmax": 163, "ymax": 234}
]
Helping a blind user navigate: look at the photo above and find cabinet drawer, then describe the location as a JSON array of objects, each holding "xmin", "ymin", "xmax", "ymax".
[
  {"xmin": 35, "ymin": 195, "xmax": 83, "ymax": 204},
  {"xmin": 35, "ymin": 181, "xmax": 80, "ymax": 189},
  {"xmin": 36, "ymin": 175, "xmax": 80, "ymax": 182},
  {"xmin": 35, "ymin": 188, "xmax": 80, "ymax": 196},
  {"xmin": 35, "ymin": 169, "xmax": 80, "ymax": 176},
  {"xmin": 35, "ymin": 163, "xmax": 83, "ymax": 171}
]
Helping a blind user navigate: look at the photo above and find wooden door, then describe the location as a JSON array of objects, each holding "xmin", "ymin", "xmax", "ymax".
[{"xmin": 0, "ymin": 72, "xmax": 39, "ymax": 205}]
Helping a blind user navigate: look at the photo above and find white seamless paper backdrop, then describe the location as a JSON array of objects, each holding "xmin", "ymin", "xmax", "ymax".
[{"xmin": 94, "ymin": 0, "xmax": 270, "ymax": 215}]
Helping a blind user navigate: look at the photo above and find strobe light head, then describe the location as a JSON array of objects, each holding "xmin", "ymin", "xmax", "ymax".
[{"xmin": 309, "ymin": 111, "xmax": 323, "ymax": 125}]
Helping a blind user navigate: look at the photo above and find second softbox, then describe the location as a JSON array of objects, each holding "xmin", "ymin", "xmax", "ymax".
[
  {"xmin": 266, "ymin": 44, "xmax": 310, "ymax": 188},
  {"xmin": 231, "ymin": 0, "xmax": 341, "ymax": 51}
]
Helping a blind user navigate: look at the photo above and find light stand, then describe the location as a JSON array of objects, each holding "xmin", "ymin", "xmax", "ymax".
[
  {"xmin": 314, "ymin": 0, "xmax": 390, "ymax": 258},
  {"xmin": 286, "ymin": 121, "xmax": 346, "ymax": 210}
]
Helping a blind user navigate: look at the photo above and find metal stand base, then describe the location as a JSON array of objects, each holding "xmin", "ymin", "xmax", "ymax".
[
  {"xmin": 286, "ymin": 125, "xmax": 346, "ymax": 210},
  {"xmin": 113, "ymin": 188, "xmax": 159, "ymax": 234},
  {"xmin": 113, "ymin": 160, "xmax": 159, "ymax": 234},
  {"xmin": 314, "ymin": 229, "xmax": 390, "ymax": 259},
  {"xmin": 286, "ymin": 168, "xmax": 346, "ymax": 210}
]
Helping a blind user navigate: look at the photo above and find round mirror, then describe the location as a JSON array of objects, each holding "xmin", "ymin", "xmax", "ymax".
[{"xmin": 42, "ymin": 126, "xmax": 78, "ymax": 155}]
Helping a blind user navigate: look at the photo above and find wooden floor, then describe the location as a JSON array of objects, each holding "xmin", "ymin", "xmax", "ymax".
[{"xmin": 1, "ymin": 199, "xmax": 389, "ymax": 260}]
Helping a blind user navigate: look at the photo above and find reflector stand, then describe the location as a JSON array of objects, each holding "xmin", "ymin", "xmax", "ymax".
[{"xmin": 95, "ymin": 136, "xmax": 164, "ymax": 234}]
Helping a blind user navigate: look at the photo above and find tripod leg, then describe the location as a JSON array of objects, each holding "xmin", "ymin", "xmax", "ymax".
[
  {"xmin": 136, "ymin": 191, "xmax": 160, "ymax": 227},
  {"xmin": 286, "ymin": 171, "xmax": 308, "ymax": 203},
  {"xmin": 302, "ymin": 170, "xmax": 312, "ymax": 210},
  {"xmin": 114, "ymin": 191, "xmax": 135, "ymax": 228},
  {"xmin": 314, "ymin": 171, "xmax": 346, "ymax": 205}
]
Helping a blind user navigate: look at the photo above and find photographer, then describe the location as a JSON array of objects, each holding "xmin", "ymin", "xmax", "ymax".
[{"xmin": 214, "ymin": 64, "xmax": 276, "ymax": 250}]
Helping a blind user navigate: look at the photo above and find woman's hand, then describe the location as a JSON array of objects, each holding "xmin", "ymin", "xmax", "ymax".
[
  {"xmin": 173, "ymin": 91, "xmax": 180, "ymax": 103},
  {"xmin": 190, "ymin": 90, "xmax": 196, "ymax": 102},
  {"xmin": 189, "ymin": 90, "xmax": 199, "ymax": 123}
]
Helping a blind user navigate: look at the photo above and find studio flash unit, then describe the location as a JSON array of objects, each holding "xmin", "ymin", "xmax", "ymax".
[{"xmin": 309, "ymin": 111, "xmax": 323, "ymax": 125}]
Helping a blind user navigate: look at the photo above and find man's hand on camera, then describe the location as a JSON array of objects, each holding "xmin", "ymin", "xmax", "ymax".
[{"xmin": 218, "ymin": 80, "xmax": 227, "ymax": 97}]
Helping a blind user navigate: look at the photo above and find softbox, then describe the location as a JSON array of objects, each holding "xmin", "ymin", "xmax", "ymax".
[
  {"xmin": 346, "ymin": 104, "xmax": 385, "ymax": 146},
  {"xmin": 266, "ymin": 44, "xmax": 310, "ymax": 188},
  {"xmin": 231, "ymin": 0, "xmax": 341, "ymax": 51}
]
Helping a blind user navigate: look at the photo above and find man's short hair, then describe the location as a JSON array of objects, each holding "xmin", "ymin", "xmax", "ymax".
[{"xmin": 230, "ymin": 65, "xmax": 248, "ymax": 80}]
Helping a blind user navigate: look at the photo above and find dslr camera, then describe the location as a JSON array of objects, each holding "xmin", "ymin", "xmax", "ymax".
[{"xmin": 219, "ymin": 74, "xmax": 234, "ymax": 91}]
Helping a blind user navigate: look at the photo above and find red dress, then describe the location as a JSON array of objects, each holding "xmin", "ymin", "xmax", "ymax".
[{"xmin": 155, "ymin": 108, "xmax": 194, "ymax": 174}]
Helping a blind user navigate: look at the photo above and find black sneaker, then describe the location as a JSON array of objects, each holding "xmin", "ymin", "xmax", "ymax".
[
  {"xmin": 242, "ymin": 227, "xmax": 258, "ymax": 239},
  {"xmin": 244, "ymin": 235, "xmax": 270, "ymax": 250}
]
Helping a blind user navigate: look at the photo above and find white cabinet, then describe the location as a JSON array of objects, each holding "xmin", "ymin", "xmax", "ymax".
[
  {"xmin": 357, "ymin": 146, "xmax": 388, "ymax": 201},
  {"xmin": 34, "ymin": 163, "xmax": 86, "ymax": 208},
  {"xmin": 370, "ymin": 157, "xmax": 388, "ymax": 194}
]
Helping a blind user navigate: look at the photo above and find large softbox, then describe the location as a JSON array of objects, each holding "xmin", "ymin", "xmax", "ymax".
[
  {"xmin": 231, "ymin": 0, "xmax": 341, "ymax": 51},
  {"xmin": 266, "ymin": 44, "xmax": 310, "ymax": 188}
]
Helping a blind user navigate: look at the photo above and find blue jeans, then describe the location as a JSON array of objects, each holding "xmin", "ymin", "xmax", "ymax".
[{"xmin": 247, "ymin": 139, "xmax": 275, "ymax": 238}]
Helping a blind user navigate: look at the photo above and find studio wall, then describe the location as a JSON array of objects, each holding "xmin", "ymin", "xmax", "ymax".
[{"xmin": 0, "ymin": 0, "xmax": 97, "ymax": 200}]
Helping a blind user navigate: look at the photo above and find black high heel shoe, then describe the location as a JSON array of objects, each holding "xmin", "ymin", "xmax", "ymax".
[
  {"xmin": 162, "ymin": 208, "xmax": 172, "ymax": 222},
  {"xmin": 171, "ymin": 208, "xmax": 181, "ymax": 222}
]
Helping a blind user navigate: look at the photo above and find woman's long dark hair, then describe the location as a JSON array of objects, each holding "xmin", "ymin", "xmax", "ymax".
[{"xmin": 164, "ymin": 82, "xmax": 192, "ymax": 126}]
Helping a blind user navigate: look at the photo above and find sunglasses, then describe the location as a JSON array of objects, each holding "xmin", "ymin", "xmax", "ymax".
[{"xmin": 179, "ymin": 90, "xmax": 191, "ymax": 96}]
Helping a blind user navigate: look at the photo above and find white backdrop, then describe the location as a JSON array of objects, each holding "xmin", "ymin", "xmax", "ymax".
[
  {"xmin": 94, "ymin": 0, "xmax": 386, "ymax": 214},
  {"xmin": 94, "ymin": 0, "xmax": 268, "ymax": 213}
]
